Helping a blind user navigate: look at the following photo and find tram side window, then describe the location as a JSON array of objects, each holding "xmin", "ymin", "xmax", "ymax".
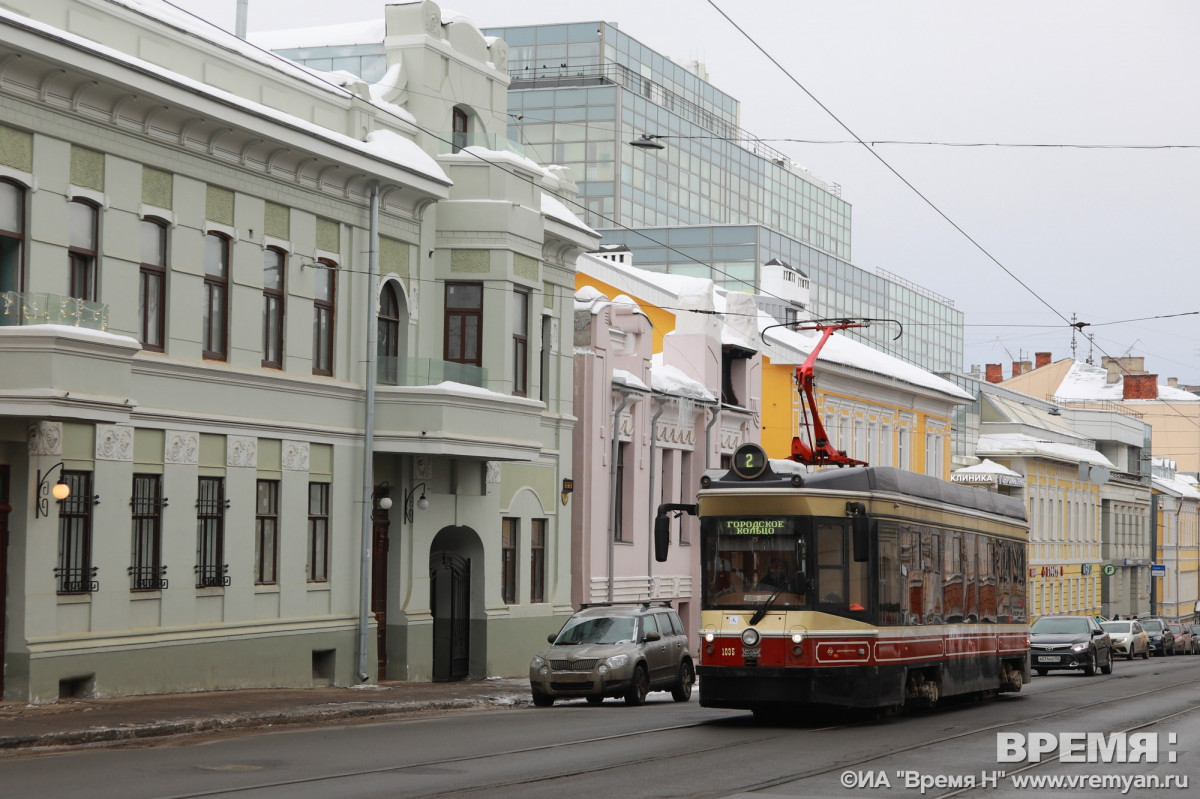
[
  {"xmin": 978, "ymin": 539, "xmax": 997, "ymax": 623},
  {"xmin": 943, "ymin": 529, "xmax": 964, "ymax": 623},
  {"xmin": 816, "ymin": 522, "xmax": 868, "ymax": 616},
  {"xmin": 877, "ymin": 523, "xmax": 903, "ymax": 626},
  {"xmin": 900, "ymin": 527, "xmax": 920, "ymax": 625},
  {"xmin": 964, "ymin": 535, "xmax": 979, "ymax": 622}
]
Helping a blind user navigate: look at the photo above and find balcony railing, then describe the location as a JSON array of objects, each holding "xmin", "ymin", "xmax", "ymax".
[
  {"xmin": 436, "ymin": 132, "xmax": 528, "ymax": 158},
  {"xmin": 377, "ymin": 356, "xmax": 487, "ymax": 389},
  {"xmin": 1, "ymin": 291, "xmax": 109, "ymax": 331}
]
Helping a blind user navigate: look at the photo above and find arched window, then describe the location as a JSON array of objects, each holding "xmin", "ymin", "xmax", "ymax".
[
  {"xmin": 378, "ymin": 282, "xmax": 400, "ymax": 384},
  {"xmin": 203, "ymin": 232, "xmax": 230, "ymax": 360},
  {"xmin": 69, "ymin": 199, "xmax": 99, "ymax": 302},
  {"xmin": 139, "ymin": 218, "xmax": 168, "ymax": 351},
  {"xmin": 0, "ymin": 179, "xmax": 25, "ymax": 305},
  {"xmin": 312, "ymin": 260, "xmax": 336, "ymax": 376},
  {"xmin": 262, "ymin": 246, "xmax": 286, "ymax": 368},
  {"xmin": 452, "ymin": 107, "xmax": 469, "ymax": 153}
]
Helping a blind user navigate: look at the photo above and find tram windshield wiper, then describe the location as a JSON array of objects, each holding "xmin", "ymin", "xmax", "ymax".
[{"xmin": 749, "ymin": 589, "xmax": 781, "ymax": 627}]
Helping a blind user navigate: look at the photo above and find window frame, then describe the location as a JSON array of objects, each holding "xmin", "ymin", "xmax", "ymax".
[
  {"xmin": 130, "ymin": 473, "xmax": 166, "ymax": 590},
  {"xmin": 312, "ymin": 260, "xmax": 336, "ymax": 376},
  {"xmin": 196, "ymin": 476, "xmax": 229, "ymax": 587},
  {"xmin": 262, "ymin": 246, "xmax": 286, "ymax": 369},
  {"xmin": 254, "ymin": 479, "xmax": 280, "ymax": 585},
  {"xmin": 444, "ymin": 281, "xmax": 483, "ymax": 367},
  {"xmin": 0, "ymin": 178, "xmax": 26, "ymax": 298},
  {"xmin": 502, "ymin": 517, "xmax": 518, "ymax": 604},
  {"xmin": 452, "ymin": 107, "xmax": 469, "ymax": 153},
  {"xmin": 307, "ymin": 482, "xmax": 330, "ymax": 582},
  {"xmin": 513, "ymin": 288, "xmax": 529, "ymax": 396},
  {"xmin": 378, "ymin": 281, "xmax": 400, "ymax": 384},
  {"xmin": 55, "ymin": 471, "xmax": 96, "ymax": 594},
  {"xmin": 68, "ymin": 198, "xmax": 99, "ymax": 302},
  {"xmin": 530, "ymin": 518, "xmax": 546, "ymax": 603},
  {"xmin": 202, "ymin": 232, "xmax": 231, "ymax": 361},
  {"xmin": 138, "ymin": 218, "xmax": 168, "ymax": 351}
]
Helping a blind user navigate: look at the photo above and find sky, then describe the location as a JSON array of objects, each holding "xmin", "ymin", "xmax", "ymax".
[{"xmin": 167, "ymin": 0, "xmax": 1200, "ymax": 382}]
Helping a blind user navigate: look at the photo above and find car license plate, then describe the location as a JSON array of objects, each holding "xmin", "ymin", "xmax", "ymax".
[
  {"xmin": 743, "ymin": 646, "xmax": 761, "ymax": 658},
  {"xmin": 1036, "ymin": 656, "xmax": 1058, "ymax": 663}
]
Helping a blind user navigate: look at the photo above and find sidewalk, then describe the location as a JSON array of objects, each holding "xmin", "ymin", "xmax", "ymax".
[{"xmin": 0, "ymin": 677, "xmax": 532, "ymax": 754}]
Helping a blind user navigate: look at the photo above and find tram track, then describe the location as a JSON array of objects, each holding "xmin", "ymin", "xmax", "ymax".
[{"xmin": 143, "ymin": 665, "xmax": 1200, "ymax": 799}]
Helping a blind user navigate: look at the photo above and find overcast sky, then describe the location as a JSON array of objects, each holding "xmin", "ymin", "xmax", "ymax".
[{"xmin": 170, "ymin": 0, "xmax": 1200, "ymax": 382}]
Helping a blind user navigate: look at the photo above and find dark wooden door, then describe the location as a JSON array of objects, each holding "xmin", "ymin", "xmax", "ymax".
[
  {"xmin": 371, "ymin": 500, "xmax": 390, "ymax": 680},
  {"xmin": 0, "ymin": 466, "xmax": 9, "ymax": 698},
  {"xmin": 431, "ymin": 553, "xmax": 470, "ymax": 682}
]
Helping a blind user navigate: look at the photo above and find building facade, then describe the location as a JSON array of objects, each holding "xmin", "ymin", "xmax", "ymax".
[{"xmin": 0, "ymin": 0, "xmax": 592, "ymax": 701}]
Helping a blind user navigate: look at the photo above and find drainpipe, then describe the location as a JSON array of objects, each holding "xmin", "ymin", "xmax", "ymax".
[
  {"xmin": 357, "ymin": 182, "xmax": 381, "ymax": 682},
  {"xmin": 704, "ymin": 404, "xmax": 721, "ymax": 470},
  {"xmin": 1149, "ymin": 492, "xmax": 1157, "ymax": 617},
  {"xmin": 647, "ymin": 396, "xmax": 667, "ymax": 584},
  {"xmin": 608, "ymin": 387, "xmax": 642, "ymax": 601}
]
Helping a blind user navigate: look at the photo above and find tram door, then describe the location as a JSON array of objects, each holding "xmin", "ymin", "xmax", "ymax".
[{"xmin": 431, "ymin": 553, "xmax": 470, "ymax": 682}]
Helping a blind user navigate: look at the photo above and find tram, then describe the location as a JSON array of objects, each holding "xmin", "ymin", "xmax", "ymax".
[{"xmin": 653, "ymin": 320, "xmax": 1029, "ymax": 714}]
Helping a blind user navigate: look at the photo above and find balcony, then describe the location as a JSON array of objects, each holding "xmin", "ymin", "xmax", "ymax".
[
  {"xmin": 377, "ymin": 356, "xmax": 487, "ymax": 389},
  {"xmin": 1, "ymin": 291, "xmax": 110, "ymax": 331},
  {"xmin": 435, "ymin": 132, "xmax": 528, "ymax": 158}
]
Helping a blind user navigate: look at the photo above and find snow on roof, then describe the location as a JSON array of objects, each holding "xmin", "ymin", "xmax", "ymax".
[
  {"xmin": 649, "ymin": 354, "xmax": 717, "ymax": 402},
  {"xmin": 362, "ymin": 130, "xmax": 448, "ymax": 182},
  {"xmin": 976, "ymin": 433, "xmax": 1115, "ymax": 468},
  {"xmin": 612, "ymin": 369, "xmax": 650, "ymax": 392},
  {"xmin": 249, "ymin": 19, "xmax": 386, "ymax": 50},
  {"xmin": 10, "ymin": 3, "xmax": 450, "ymax": 186},
  {"xmin": 542, "ymin": 193, "xmax": 596, "ymax": 235},
  {"xmin": 954, "ymin": 458, "xmax": 1024, "ymax": 478},
  {"xmin": 1152, "ymin": 474, "xmax": 1200, "ymax": 500},
  {"xmin": 1056, "ymin": 360, "xmax": 1200, "ymax": 403}
]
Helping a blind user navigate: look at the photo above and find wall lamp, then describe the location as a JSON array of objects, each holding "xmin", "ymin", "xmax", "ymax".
[
  {"xmin": 375, "ymin": 481, "xmax": 393, "ymax": 511},
  {"xmin": 35, "ymin": 461, "xmax": 71, "ymax": 518},
  {"xmin": 629, "ymin": 133, "xmax": 665, "ymax": 150},
  {"xmin": 404, "ymin": 482, "xmax": 429, "ymax": 523},
  {"xmin": 561, "ymin": 477, "xmax": 574, "ymax": 506}
]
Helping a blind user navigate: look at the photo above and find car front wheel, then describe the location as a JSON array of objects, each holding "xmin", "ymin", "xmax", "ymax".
[
  {"xmin": 1083, "ymin": 652, "xmax": 1096, "ymax": 676},
  {"xmin": 671, "ymin": 660, "xmax": 695, "ymax": 702},
  {"xmin": 1101, "ymin": 650, "xmax": 1113, "ymax": 675},
  {"xmin": 624, "ymin": 664, "xmax": 650, "ymax": 706}
]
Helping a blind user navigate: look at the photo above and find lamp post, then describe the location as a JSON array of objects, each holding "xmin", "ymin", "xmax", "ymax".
[
  {"xmin": 35, "ymin": 461, "xmax": 71, "ymax": 518},
  {"xmin": 404, "ymin": 483, "xmax": 429, "ymax": 524}
]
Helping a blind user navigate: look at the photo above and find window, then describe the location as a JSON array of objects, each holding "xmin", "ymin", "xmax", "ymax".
[
  {"xmin": 139, "ymin": 219, "xmax": 167, "ymax": 351},
  {"xmin": 196, "ymin": 476, "xmax": 228, "ymax": 587},
  {"xmin": 513, "ymin": 289, "xmax": 529, "ymax": 396},
  {"xmin": 378, "ymin": 282, "xmax": 399, "ymax": 384},
  {"xmin": 262, "ymin": 247, "xmax": 285, "ymax": 368},
  {"xmin": 307, "ymin": 482, "xmax": 330, "ymax": 582},
  {"xmin": 68, "ymin": 200, "xmax": 98, "ymax": 302},
  {"xmin": 0, "ymin": 179, "xmax": 25, "ymax": 300},
  {"xmin": 614, "ymin": 442, "xmax": 628, "ymax": 542},
  {"xmin": 203, "ymin": 233, "xmax": 230, "ymax": 360},
  {"xmin": 313, "ymin": 261, "xmax": 336, "ymax": 376},
  {"xmin": 55, "ymin": 471, "xmax": 96, "ymax": 594},
  {"xmin": 452, "ymin": 107, "xmax": 469, "ymax": 153},
  {"xmin": 539, "ymin": 315, "xmax": 552, "ymax": 404},
  {"xmin": 502, "ymin": 518, "xmax": 517, "ymax": 604},
  {"xmin": 131, "ymin": 474, "xmax": 166, "ymax": 590},
  {"xmin": 445, "ymin": 282, "xmax": 482, "ymax": 367},
  {"xmin": 255, "ymin": 479, "xmax": 279, "ymax": 584},
  {"xmin": 530, "ymin": 518, "xmax": 546, "ymax": 603}
]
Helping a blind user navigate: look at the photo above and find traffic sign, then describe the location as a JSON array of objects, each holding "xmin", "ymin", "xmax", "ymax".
[
  {"xmin": 1102, "ymin": 564, "xmax": 1116, "ymax": 576},
  {"xmin": 1151, "ymin": 564, "xmax": 1167, "ymax": 576}
]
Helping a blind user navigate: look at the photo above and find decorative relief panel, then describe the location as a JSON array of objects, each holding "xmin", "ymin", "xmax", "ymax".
[
  {"xmin": 618, "ymin": 411, "xmax": 635, "ymax": 442},
  {"xmin": 415, "ymin": 455, "xmax": 433, "ymax": 481},
  {"xmin": 27, "ymin": 421, "xmax": 63, "ymax": 456},
  {"xmin": 165, "ymin": 431, "xmax": 199, "ymax": 465},
  {"xmin": 95, "ymin": 424, "xmax": 134, "ymax": 461},
  {"xmin": 227, "ymin": 436, "xmax": 258, "ymax": 468},
  {"xmin": 282, "ymin": 440, "xmax": 310, "ymax": 471},
  {"xmin": 656, "ymin": 420, "xmax": 697, "ymax": 448},
  {"xmin": 486, "ymin": 461, "xmax": 501, "ymax": 484},
  {"xmin": 719, "ymin": 424, "xmax": 745, "ymax": 455}
]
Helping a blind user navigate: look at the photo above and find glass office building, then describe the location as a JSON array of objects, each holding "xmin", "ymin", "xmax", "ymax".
[{"xmin": 268, "ymin": 18, "xmax": 964, "ymax": 373}]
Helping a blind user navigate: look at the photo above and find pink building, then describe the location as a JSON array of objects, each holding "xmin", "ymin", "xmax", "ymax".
[{"xmin": 572, "ymin": 270, "xmax": 761, "ymax": 644}]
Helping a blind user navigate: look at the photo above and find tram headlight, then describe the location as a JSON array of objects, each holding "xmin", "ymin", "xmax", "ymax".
[
  {"xmin": 705, "ymin": 632, "xmax": 715, "ymax": 643},
  {"xmin": 741, "ymin": 628, "xmax": 761, "ymax": 647},
  {"xmin": 791, "ymin": 633, "xmax": 804, "ymax": 644}
]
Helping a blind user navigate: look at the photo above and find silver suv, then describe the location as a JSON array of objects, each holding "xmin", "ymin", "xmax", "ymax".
[{"xmin": 529, "ymin": 602, "xmax": 694, "ymax": 706}]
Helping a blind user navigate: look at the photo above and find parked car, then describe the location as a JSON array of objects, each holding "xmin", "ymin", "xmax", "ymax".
[
  {"xmin": 1101, "ymin": 619, "xmax": 1150, "ymax": 660},
  {"xmin": 1190, "ymin": 625, "xmax": 1200, "ymax": 651},
  {"xmin": 1141, "ymin": 618, "xmax": 1176, "ymax": 656},
  {"xmin": 1166, "ymin": 622, "xmax": 1196, "ymax": 655},
  {"xmin": 1029, "ymin": 615, "xmax": 1114, "ymax": 676},
  {"xmin": 529, "ymin": 602, "xmax": 694, "ymax": 707}
]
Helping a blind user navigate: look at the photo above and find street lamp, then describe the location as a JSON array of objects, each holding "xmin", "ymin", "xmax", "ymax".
[
  {"xmin": 629, "ymin": 134, "xmax": 665, "ymax": 150},
  {"xmin": 35, "ymin": 461, "xmax": 70, "ymax": 518},
  {"xmin": 404, "ymin": 483, "xmax": 429, "ymax": 523}
]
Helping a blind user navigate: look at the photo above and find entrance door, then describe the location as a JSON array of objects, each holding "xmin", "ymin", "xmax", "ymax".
[
  {"xmin": 0, "ymin": 466, "xmax": 9, "ymax": 698},
  {"xmin": 430, "ymin": 552, "xmax": 470, "ymax": 682},
  {"xmin": 371, "ymin": 497, "xmax": 390, "ymax": 680}
]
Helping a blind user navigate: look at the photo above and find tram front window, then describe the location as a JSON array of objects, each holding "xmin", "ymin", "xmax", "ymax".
[{"xmin": 702, "ymin": 516, "xmax": 868, "ymax": 618}]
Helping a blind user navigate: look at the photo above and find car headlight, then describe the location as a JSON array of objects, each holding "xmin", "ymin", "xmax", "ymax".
[
  {"xmin": 606, "ymin": 654, "xmax": 629, "ymax": 669},
  {"xmin": 1071, "ymin": 643, "xmax": 1088, "ymax": 653},
  {"xmin": 531, "ymin": 656, "xmax": 545, "ymax": 669}
]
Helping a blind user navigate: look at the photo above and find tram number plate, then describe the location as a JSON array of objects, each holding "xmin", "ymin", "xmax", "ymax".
[
  {"xmin": 742, "ymin": 647, "xmax": 761, "ymax": 658},
  {"xmin": 1036, "ymin": 656, "xmax": 1059, "ymax": 663}
]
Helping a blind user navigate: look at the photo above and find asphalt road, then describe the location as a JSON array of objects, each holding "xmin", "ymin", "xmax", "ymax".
[{"xmin": 1, "ymin": 655, "xmax": 1197, "ymax": 798}]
